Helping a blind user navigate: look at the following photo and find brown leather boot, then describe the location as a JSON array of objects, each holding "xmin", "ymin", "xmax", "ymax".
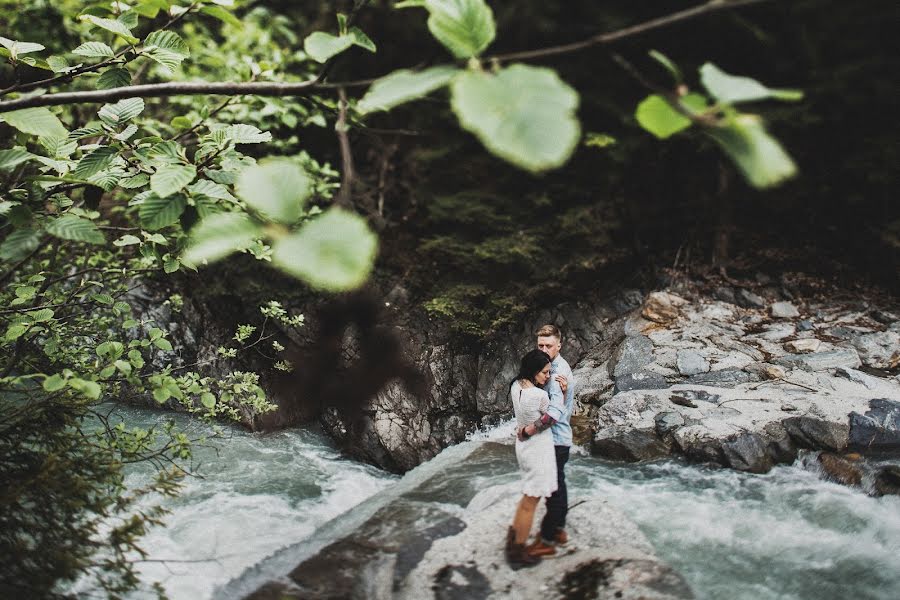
[
  {"xmin": 526, "ymin": 538, "xmax": 557, "ymax": 558},
  {"xmin": 554, "ymin": 529, "xmax": 569, "ymax": 545},
  {"xmin": 505, "ymin": 527, "xmax": 541, "ymax": 570}
]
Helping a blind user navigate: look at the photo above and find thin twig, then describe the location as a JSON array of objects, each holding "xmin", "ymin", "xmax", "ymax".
[
  {"xmin": 335, "ymin": 87, "xmax": 354, "ymax": 209},
  {"xmin": 0, "ymin": 0, "xmax": 776, "ymax": 113}
]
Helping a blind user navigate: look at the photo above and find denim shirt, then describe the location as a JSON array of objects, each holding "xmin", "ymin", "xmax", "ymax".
[{"xmin": 544, "ymin": 354, "xmax": 574, "ymax": 447}]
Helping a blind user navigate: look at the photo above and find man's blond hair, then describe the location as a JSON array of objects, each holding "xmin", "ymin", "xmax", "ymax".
[{"xmin": 535, "ymin": 324, "xmax": 562, "ymax": 341}]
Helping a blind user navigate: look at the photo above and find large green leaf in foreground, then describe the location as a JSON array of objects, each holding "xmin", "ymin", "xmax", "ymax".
[
  {"xmin": 236, "ymin": 160, "xmax": 311, "ymax": 224},
  {"xmin": 450, "ymin": 64, "xmax": 580, "ymax": 172},
  {"xmin": 272, "ymin": 208, "xmax": 378, "ymax": 291},
  {"xmin": 358, "ymin": 66, "xmax": 459, "ymax": 114},
  {"xmin": 421, "ymin": 0, "xmax": 496, "ymax": 59},
  {"xmin": 706, "ymin": 114, "xmax": 797, "ymax": 188}
]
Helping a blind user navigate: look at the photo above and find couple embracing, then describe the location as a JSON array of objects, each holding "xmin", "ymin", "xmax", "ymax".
[{"xmin": 506, "ymin": 325, "xmax": 575, "ymax": 569}]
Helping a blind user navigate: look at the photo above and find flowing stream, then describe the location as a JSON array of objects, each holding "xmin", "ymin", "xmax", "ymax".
[{"xmin": 101, "ymin": 406, "xmax": 899, "ymax": 600}]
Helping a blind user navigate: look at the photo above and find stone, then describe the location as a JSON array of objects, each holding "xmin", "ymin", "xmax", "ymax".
[
  {"xmin": 641, "ymin": 291, "xmax": 688, "ymax": 324},
  {"xmin": 771, "ymin": 301, "xmax": 800, "ymax": 318},
  {"xmin": 710, "ymin": 335, "xmax": 766, "ymax": 362},
  {"xmin": 687, "ymin": 368, "xmax": 759, "ymax": 387},
  {"xmin": 593, "ymin": 428, "xmax": 671, "ymax": 462},
  {"xmin": 610, "ymin": 335, "xmax": 656, "ymax": 378},
  {"xmin": 676, "ymin": 350, "xmax": 710, "ymax": 376},
  {"xmin": 782, "ymin": 416, "xmax": 849, "ymax": 451},
  {"xmin": 655, "ymin": 412, "xmax": 685, "ymax": 436},
  {"xmin": 784, "ymin": 338, "xmax": 821, "ymax": 354},
  {"xmin": 850, "ymin": 330, "xmax": 900, "ymax": 369},
  {"xmin": 758, "ymin": 323, "xmax": 796, "ymax": 341},
  {"xmin": 816, "ymin": 452, "xmax": 863, "ymax": 487},
  {"xmin": 669, "ymin": 395, "xmax": 697, "ymax": 408},
  {"xmin": 718, "ymin": 427, "xmax": 796, "ymax": 473},
  {"xmin": 835, "ymin": 367, "xmax": 881, "ymax": 390},
  {"xmin": 713, "ymin": 286, "xmax": 737, "ymax": 304},
  {"xmin": 614, "ymin": 370, "xmax": 668, "ymax": 394},
  {"xmin": 736, "ymin": 289, "xmax": 765, "ymax": 309},
  {"xmin": 774, "ymin": 348, "xmax": 861, "ymax": 372},
  {"xmin": 870, "ymin": 309, "xmax": 898, "ymax": 325},
  {"xmin": 849, "ymin": 398, "xmax": 900, "ymax": 452},
  {"xmin": 797, "ymin": 319, "xmax": 815, "ymax": 332},
  {"xmin": 873, "ymin": 465, "xmax": 900, "ymax": 496}
]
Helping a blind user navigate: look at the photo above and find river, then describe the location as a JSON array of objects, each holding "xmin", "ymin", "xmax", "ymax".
[{"xmin": 86, "ymin": 405, "xmax": 900, "ymax": 600}]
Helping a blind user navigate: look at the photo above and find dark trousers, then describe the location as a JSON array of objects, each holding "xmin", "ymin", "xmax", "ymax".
[{"xmin": 540, "ymin": 445, "xmax": 570, "ymax": 542}]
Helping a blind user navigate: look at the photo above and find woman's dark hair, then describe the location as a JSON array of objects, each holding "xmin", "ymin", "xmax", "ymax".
[{"xmin": 510, "ymin": 349, "xmax": 552, "ymax": 387}]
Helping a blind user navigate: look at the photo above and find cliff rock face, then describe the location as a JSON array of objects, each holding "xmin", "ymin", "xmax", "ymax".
[{"xmin": 325, "ymin": 282, "xmax": 899, "ymax": 474}]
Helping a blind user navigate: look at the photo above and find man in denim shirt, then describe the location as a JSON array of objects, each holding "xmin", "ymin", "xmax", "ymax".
[{"xmin": 532, "ymin": 324, "xmax": 575, "ymax": 555}]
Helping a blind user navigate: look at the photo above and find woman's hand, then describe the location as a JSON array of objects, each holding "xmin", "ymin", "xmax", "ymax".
[{"xmin": 555, "ymin": 374, "xmax": 568, "ymax": 394}]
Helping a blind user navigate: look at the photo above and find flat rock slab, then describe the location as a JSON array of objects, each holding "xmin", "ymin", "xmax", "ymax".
[
  {"xmin": 774, "ymin": 348, "xmax": 861, "ymax": 372},
  {"xmin": 239, "ymin": 442, "xmax": 692, "ymax": 600}
]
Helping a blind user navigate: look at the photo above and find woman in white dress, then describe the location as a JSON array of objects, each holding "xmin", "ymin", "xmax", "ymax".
[{"xmin": 505, "ymin": 349, "xmax": 558, "ymax": 569}]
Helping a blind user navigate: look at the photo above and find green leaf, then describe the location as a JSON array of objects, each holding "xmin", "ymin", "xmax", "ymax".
[
  {"xmin": 0, "ymin": 200, "xmax": 17, "ymax": 215},
  {"xmin": 72, "ymin": 41, "xmax": 115, "ymax": 58},
  {"xmin": 0, "ymin": 36, "xmax": 44, "ymax": 57},
  {"xmin": 152, "ymin": 386, "xmax": 171, "ymax": 403},
  {"xmin": 154, "ymin": 338, "xmax": 173, "ymax": 351},
  {"xmin": 201, "ymin": 5, "xmax": 242, "ymax": 27},
  {"xmin": 43, "ymin": 374, "xmax": 67, "ymax": 392},
  {"xmin": 163, "ymin": 255, "xmax": 180, "ymax": 273},
  {"xmin": 40, "ymin": 135, "xmax": 77, "ymax": 158},
  {"xmin": 236, "ymin": 160, "xmax": 311, "ymax": 224},
  {"xmin": 224, "ymin": 124, "xmax": 272, "ymax": 144},
  {"xmin": 182, "ymin": 212, "xmax": 260, "ymax": 265},
  {"xmin": 706, "ymin": 113, "xmax": 797, "ymax": 189},
  {"xmin": 648, "ymin": 49, "xmax": 682, "ymax": 83},
  {"xmin": 348, "ymin": 27, "xmax": 377, "ymax": 53},
  {"xmin": 303, "ymin": 31, "xmax": 354, "ymax": 63},
  {"xmin": 0, "ymin": 229, "xmax": 41, "ymax": 261},
  {"xmin": 423, "ymin": 0, "xmax": 495, "ymax": 59},
  {"xmin": 151, "ymin": 164, "xmax": 196, "ymax": 198},
  {"xmin": 138, "ymin": 193, "xmax": 187, "ymax": 229},
  {"xmin": 144, "ymin": 30, "xmax": 189, "ymax": 56},
  {"xmin": 27, "ymin": 308, "xmax": 54, "ymax": 322},
  {"xmin": 92, "ymin": 293, "xmax": 114, "ymax": 305},
  {"xmin": 68, "ymin": 378, "xmax": 102, "ymax": 400},
  {"xmin": 170, "ymin": 116, "xmax": 192, "ymax": 130},
  {"xmin": 113, "ymin": 234, "xmax": 142, "ymax": 246},
  {"xmin": 47, "ymin": 55, "xmax": 70, "ymax": 72},
  {"xmin": 0, "ymin": 148, "xmax": 35, "ymax": 171},
  {"xmin": 146, "ymin": 48, "xmax": 185, "ymax": 73},
  {"xmin": 5, "ymin": 324, "xmax": 28, "ymax": 342},
  {"xmin": 700, "ymin": 63, "xmax": 803, "ymax": 104},
  {"xmin": 450, "ymin": 64, "xmax": 580, "ymax": 172},
  {"xmin": 73, "ymin": 146, "xmax": 117, "ymax": 178},
  {"xmin": 1, "ymin": 107, "xmax": 67, "ymax": 139},
  {"xmin": 79, "ymin": 15, "xmax": 139, "ymax": 44},
  {"xmin": 98, "ymin": 98, "xmax": 145, "ymax": 126},
  {"xmin": 97, "ymin": 67, "xmax": 131, "ymax": 89},
  {"xmin": 271, "ymin": 208, "xmax": 377, "ymax": 291},
  {"xmin": 120, "ymin": 173, "xmax": 149, "ymax": 189},
  {"xmin": 188, "ymin": 179, "xmax": 236, "ymax": 202},
  {"xmin": 133, "ymin": 0, "xmax": 169, "ymax": 18},
  {"xmin": 128, "ymin": 348, "xmax": 145, "ymax": 368},
  {"xmin": 200, "ymin": 392, "xmax": 216, "ymax": 409},
  {"xmin": 46, "ymin": 215, "xmax": 105, "ymax": 244},
  {"xmin": 114, "ymin": 359, "xmax": 132, "ymax": 375},
  {"xmin": 358, "ymin": 66, "xmax": 459, "ymax": 114},
  {"xmin": 635, "ymin": 95, "xmax": 692, "ymax": 139}
]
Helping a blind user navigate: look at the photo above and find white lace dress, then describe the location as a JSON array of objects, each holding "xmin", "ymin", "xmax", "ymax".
[{"xmin": 511, "ymin": 381, "xmax": 558, "ymax": 498}]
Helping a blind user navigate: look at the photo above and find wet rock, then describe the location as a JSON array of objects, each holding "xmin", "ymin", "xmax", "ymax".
[
  {"xmin": 835, "ymin": 367, "xmax": 881, "ymax": 390},
  {"xmin": 641, "ymin": 291, "xmax": 688, "ymax": 324},
  {"xmin": 850, "ymin": 331, "xmax": 900, "ymax": 369},
  {"xmin": 782, "ymin": 416, "xmax": 849, "ymax": 451},
  {"xmin": 873, "ymin": 464, "xmax": 900, "ymax": 496},
  {"xmin": 771, "ymin": 302, "xmax": 800, "ymax": 318},
  {"xmin": 676, "ymin": 350, "xmax": 710, "ymax": 376},
  {"xmin": 655, "ymin": 412, "xmax": 685, "ymax": 436},
  {"xmin": 784, "ymin": 338, "xmax": 821, "ymax": 354},
  {"xmin": 817, "ymin": 452, "xmax": 863, "ymax": 486},
  {"xmin": 870, "ymin": 310, "xmax": 898, "ymax": 325},
  {"xmin": 849, "ymin": 398, "xmax": 900, "ymax": 452},
  {"xmin": 614, "ymin": 370, "xmax": 668, "ymax": 394},
  {"xmin": 558, "ymin": 558, "xmax": 694, "ymax": 600},
  {"xmin": 736, "ymin": 289, "xmax": 766, "ymax": 309},
  {"xmin": 610, "ymin": 335, "xmax": 656, "ymax": 378},
  {"xmin": 774, "ymin": 348, "xmax": 861, "ymax": 372},
  {"xmin": 719, "ymin": 426, "xmax": 796, "ymax": 473},
  {"xmin": 593, "ymin": 428, "xmax": 671, "ymax": 462},
  {"xmin": 687, "ymin": 368, "xmax": 759, "ymax": 387}
]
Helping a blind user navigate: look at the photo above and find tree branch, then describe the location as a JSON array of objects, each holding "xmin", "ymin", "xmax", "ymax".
[
  {"xmin": 335, "ymin": 88, "xmax": 355, "ymax": 209},
  {"xmin": 0, "ymin": 0, "xmax": 775, "ymax": 113}
]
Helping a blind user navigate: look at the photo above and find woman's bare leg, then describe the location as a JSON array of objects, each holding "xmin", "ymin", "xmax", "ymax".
[{"xmin": 512, "ymin": 495, "xmax": 541, "ymax": 544}]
